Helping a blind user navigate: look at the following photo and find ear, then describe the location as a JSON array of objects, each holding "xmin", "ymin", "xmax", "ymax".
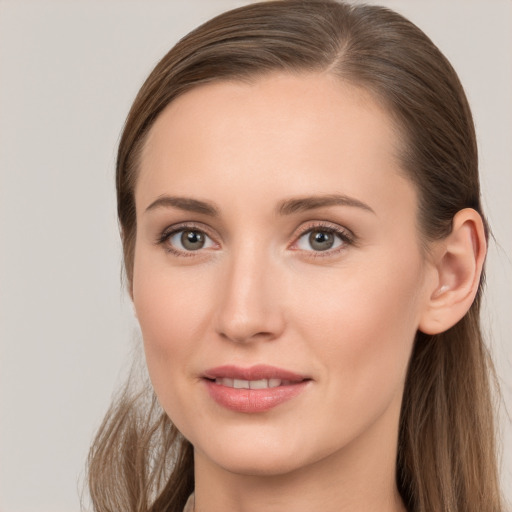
[{"xmin": 418, "ymin": 208, "xmax": 487, "ymax": 335}]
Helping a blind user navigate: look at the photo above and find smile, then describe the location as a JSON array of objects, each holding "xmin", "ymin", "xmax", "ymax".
[
  {"xmin": 203, "ymin": 365, "xmax": 311, "ymax": 413},
  {"xmin": 214, "ymin": 378, "xmax": 294, "ymax": 389}
]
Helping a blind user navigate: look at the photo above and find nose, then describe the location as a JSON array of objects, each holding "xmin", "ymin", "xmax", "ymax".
[{"xmin": 213, "ymin": 244, "xmax": 286, "ymax": 344}]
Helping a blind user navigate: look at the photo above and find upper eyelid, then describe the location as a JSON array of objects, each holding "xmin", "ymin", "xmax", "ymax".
[
  {"xmin": 159, "ymin": 221, "xmax": 217, "ymax": 240},
  {"xmin": 291, "ymin": 221, "xmax": 354, "ymax": 241},
  {"xmin": 295, "ymin": 221, "xmax": 351, "ymax": 235}
]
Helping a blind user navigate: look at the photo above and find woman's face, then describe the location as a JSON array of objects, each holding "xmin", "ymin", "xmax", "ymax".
[{"xmin": 132, "ymin": 72, "xmax": 435, "ymax": 476}]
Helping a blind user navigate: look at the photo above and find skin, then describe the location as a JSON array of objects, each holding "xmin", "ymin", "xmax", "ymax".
[{"xmin": 131, "ymin": 72, "xmax": 483, "ymax": 512}]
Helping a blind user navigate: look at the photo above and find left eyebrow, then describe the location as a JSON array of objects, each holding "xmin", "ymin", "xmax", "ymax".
[{"xmin": 277, "ymin": 194, "xmax": 376, "ymax": 216}]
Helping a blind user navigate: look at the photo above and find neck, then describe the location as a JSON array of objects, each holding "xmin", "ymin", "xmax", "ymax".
[{"xmin": 192, "ymin": 395, "xmax": 406, "ymax": 512}]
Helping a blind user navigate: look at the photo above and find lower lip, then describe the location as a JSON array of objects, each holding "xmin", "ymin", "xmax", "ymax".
[{"xmin": 204, "ymin": 380, "xmax": 310, "ymax": 413}]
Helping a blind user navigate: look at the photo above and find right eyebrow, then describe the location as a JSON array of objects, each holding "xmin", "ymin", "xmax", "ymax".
[{"xmin": 144, "ymin": 195, "xmax": 220, "ymax": 216}]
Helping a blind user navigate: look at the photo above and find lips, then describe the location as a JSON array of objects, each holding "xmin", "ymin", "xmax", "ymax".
[
  {"xmin": 213, "ymin": 377, "xmax": 292, "ymax": 389},
  {"xmin": 202, "ymin": 365, "xmax": 311, "ymax": 413}
]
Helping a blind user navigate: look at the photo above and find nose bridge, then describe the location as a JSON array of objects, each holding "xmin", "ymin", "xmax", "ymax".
[{"xmin": 214, "ymin": 239, "xmax": 284, "ymax": 343}]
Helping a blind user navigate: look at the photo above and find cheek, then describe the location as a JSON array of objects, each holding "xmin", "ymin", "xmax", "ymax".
[
  {"xmin": 132, "ymin": 251, "xmax": 216, "ymax": 388},
  {"xmin": 295, "ymin": 251, "xmax": 424, "ymax": 391}
]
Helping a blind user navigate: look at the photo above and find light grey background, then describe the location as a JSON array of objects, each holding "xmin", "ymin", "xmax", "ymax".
[{"xmin": 0, "ymin": 1, "xmax": 510, "ymax": 511}]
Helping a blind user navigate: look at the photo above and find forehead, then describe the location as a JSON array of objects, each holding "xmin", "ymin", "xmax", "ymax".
[{"xmin": 137, "ymin": 72, "xmax": 413, "ymax": 219}]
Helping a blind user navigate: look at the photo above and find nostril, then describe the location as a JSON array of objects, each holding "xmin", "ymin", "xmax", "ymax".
[{"xmin": 218, "ymin": 330, "xmax": 278, "ymax": 344}]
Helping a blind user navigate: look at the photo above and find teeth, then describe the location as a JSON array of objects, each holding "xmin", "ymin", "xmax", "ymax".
[
  {"xmin": 234, "ymin": 379, "xmax": 249, "ymax": 389},
  {"xmin": 214, "ymin": 378, "xmax": 286, "ymax": 389},
  {"xmin": 268, "ymin": 378, "xmax": 282, "ymax": 388},
  {"xmin": 249, "ymin": 379, "xmax": 268, "ymax": 389}
]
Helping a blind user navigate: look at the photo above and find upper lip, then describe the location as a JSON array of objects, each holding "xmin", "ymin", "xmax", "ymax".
[{"xmin": 202, "ymin": 365, "xmax": 309, "ymax": 382}]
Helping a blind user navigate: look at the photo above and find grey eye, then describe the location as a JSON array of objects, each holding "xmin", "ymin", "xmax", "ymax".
[
  {"xmin": 296, "ymin": 229, "xmax": 344, "ymax": 252},
  {"xmin": 309, "ymin": 231, "xmax": 335, "ymax": 251},
  {"xmin": 169, "ymin": 229, "xmax": 215, "ymax": 251}
]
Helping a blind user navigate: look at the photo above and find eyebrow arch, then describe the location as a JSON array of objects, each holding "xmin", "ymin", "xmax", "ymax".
[
  {"xmin": 277, "ymin": 194, "xmax": 375, "ymax": 216},
  {"xmin": 145, "ymin": 195, "xmax": 219, "ymax": 216}
]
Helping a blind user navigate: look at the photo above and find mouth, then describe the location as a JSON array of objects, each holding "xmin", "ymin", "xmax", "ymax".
[
  {"xmin": 202, "ymin": 364, "xmax": 309, "ymax": 382},
  {"xmin": 210, "ymin": 377, "xmax": 298, "ymax": 389},
  {"xmin": 202, "ymin": 365, "xmax": 311, "ymax": 413}
]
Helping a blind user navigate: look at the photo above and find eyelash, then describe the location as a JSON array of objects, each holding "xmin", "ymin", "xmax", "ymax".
[
  {"xmin": 156, "ymin": 222, "xmax": 217, "ymax": 258},
  {"xmin": 291, "ymin": 221, "xmax": 355, "ymax": 258},
  {"xmin": 155, "ymin": 221, "xmax": 355, "ymax": 258}
]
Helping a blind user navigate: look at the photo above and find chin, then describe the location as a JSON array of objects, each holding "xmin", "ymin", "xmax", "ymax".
[
  {"xmin": 193, "ymin": 429, "xmax": 329, "ymax": 478},
  {"xmin": 215, "ymin": 449, "xmax": 308, "ymax": 477}
]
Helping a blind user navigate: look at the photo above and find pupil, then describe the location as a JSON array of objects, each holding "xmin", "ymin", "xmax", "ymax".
[
  {"xmin": 182, "ymin": 230, "xmax": 204, "ymax": 250},
  {"xmin": 309, "ymin": 231, "xmax": 334, "ymax": 251}
]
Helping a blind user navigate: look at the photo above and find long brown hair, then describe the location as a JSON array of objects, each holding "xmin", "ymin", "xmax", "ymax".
[{"xmin": 87, "ymin": 1, "xmax": 503, "ymax": 511}]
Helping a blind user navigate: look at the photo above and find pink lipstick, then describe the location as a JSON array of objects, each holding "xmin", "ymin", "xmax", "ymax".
[{"xmin": 202, "ymin": 365, "xmax": 310, "ymax": 413}]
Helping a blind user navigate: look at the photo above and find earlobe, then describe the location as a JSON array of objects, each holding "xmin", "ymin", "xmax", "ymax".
[{"xmin": 418, "ymin": 208, "xmax": 486, "ymax": 335}]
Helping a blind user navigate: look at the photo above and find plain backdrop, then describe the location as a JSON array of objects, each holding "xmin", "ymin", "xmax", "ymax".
[{"xmin": 0, "ymin": 1, "xmax": 511, "ymax": 511}]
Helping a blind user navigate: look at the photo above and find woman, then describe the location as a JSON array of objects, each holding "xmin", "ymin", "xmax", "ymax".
[{"xmin": 87, "ymin": 1, "xmax": 503, "ymax": 511}]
